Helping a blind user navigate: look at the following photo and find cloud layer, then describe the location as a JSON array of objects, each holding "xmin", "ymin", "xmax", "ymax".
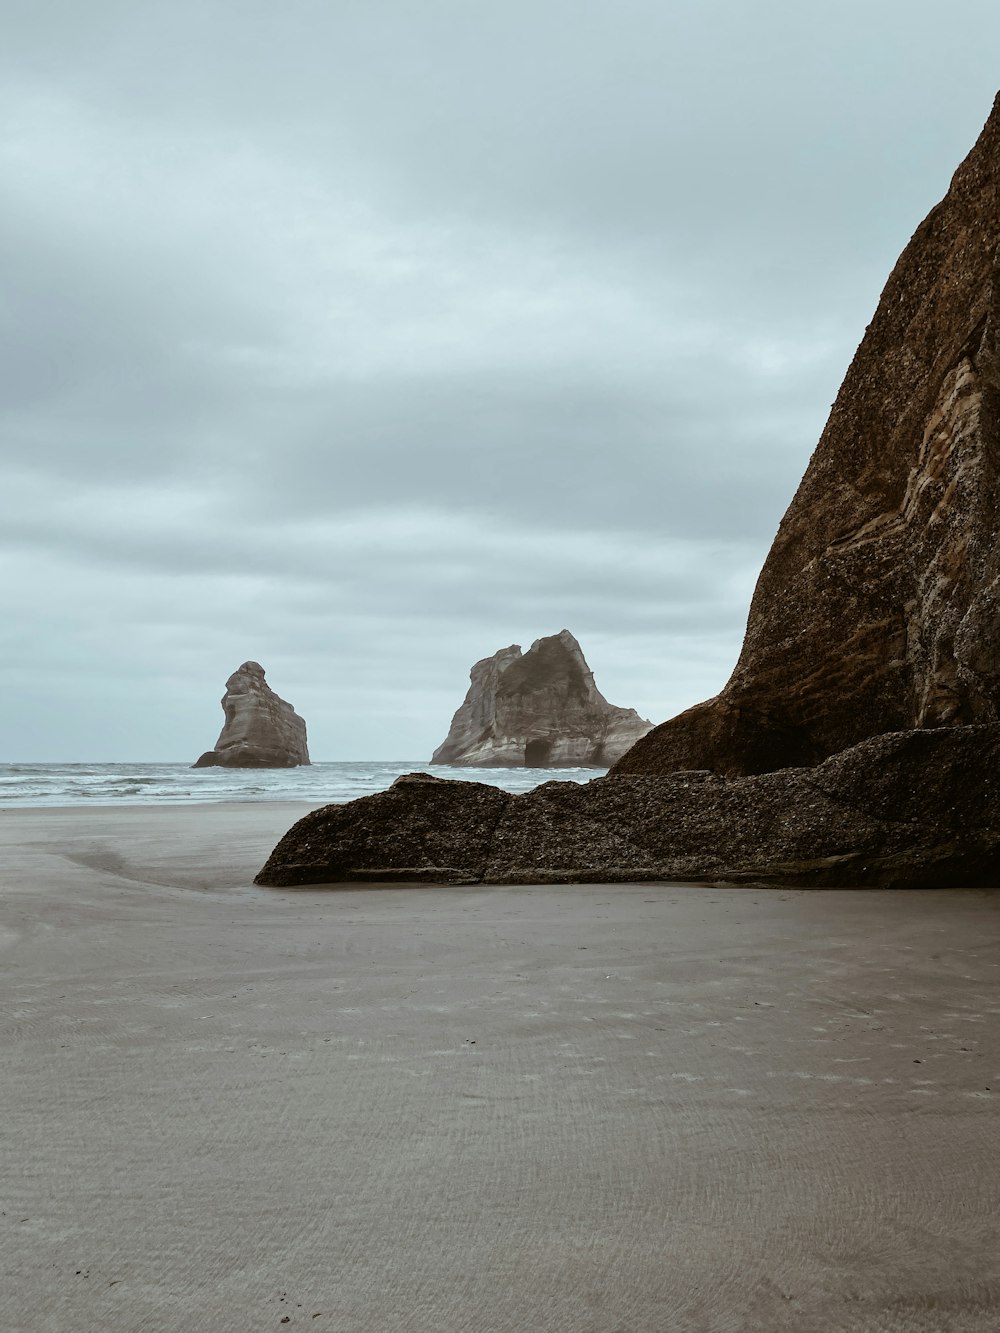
[{"xmin": 3, "ymin": 1, "xmax": 1000, "ymax": 759}]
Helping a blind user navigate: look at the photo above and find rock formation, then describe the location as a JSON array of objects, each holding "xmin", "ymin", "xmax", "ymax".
[
  {"xmin": 257, "ymin": 772, "xmax": 512, "ymax": 884},
  {"xmin": 193, "ymin": 661, "xmax": 310, "ymax": 768},
  {"xmin": 431, "ymin": 630, "xmax": 653, "ymax": 767},
  {"xmin": 255, "ymin": 96, "xmax": 1000, "ymax": 890},
  {"xmin": 255, "ymin": 726, "xmax": 1000, "ymax": 889},
  {"xmin": 617, "ymin": 92, "xmax": 1000, "ymax": 778}
]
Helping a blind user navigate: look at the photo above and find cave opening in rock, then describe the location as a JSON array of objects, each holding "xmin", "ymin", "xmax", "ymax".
[{"xmin": 524, "ymin": 738, "xmax": 553, "ymax": 767}]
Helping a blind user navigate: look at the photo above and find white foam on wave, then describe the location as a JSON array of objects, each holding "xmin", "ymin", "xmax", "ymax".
[{"xmin": 0, "ymin": 761, "xmax": 607, "ymax": 808}]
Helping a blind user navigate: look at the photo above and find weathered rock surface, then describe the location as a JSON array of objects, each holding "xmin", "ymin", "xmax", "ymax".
[
  {"xmin": 256, "ymin": 772, "xmax": 512, "ymax": 884},
  {"xmin": 255, "ymin": 725, "xmax": 1000, "ymax": 889},
  {"xmin": 431, "ymin": 630, "xmax": 653, "ymax": 767},
  {"xmin": 193, "ymin": 661, "xmax": 310, "ymax": 768},
  {"xmin": 617, "ymin": 93, "xmax": 1000, "ymax": 778}
]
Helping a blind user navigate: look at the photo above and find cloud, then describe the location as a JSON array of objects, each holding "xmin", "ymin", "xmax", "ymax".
[{"xmin": 2, "ymin": 2, "xmax": 999, "ymax": 758}]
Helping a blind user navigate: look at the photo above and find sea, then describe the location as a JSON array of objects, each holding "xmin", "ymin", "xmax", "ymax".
[{"xmin": 0, "ymin": 761, "xmax": 607, "ymax": 808}]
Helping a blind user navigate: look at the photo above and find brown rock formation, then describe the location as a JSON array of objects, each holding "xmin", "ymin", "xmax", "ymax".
[
  {"xmin": 617, "ymin": 93, "xmax": 1000, "ymax": 777},
  {"xmin": 193, "ymin": 661, "xmax": 310, "ymax": 768},
  {"xmin": 255, "ymin": 725, "xmax": 1000, "ymax": 889},
  {"xmin": 255, "ymin": 97, "xmax": 1000, "ymax": 891},
  {"xmin": 256, "ymin": 772, "xmax": 513, "ymax": 885},
  {"xmin": 431, "ymin": 630, "xmax": 653, "ymax": 767}
]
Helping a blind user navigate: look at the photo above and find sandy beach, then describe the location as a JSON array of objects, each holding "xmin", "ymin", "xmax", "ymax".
[{"xmin": 2, "ymin": 803, "xmax": 999, "ymax": 1332}]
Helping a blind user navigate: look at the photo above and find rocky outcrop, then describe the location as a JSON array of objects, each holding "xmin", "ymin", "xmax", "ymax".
[
  {"xmin": 193, "ymin": 661, "xmax": 310, "ymax": 768},
  {"xmin": 255, "ymin": 725, "xmax": 1000, "ymax": 889},
  {"xmin": 431, "ymin": 630, "xmax": 653, "ymax": 767},
  {"xmin": 617, "ymin": 93, "xmax": 1000, "ymax": 778},
  {"xmin": 256, "ymin": 773, "xmax": 512, "ymax": 884},
  {"xmin": 255, "ymin": 97, "xmax": 1000, "ymax": 890}
]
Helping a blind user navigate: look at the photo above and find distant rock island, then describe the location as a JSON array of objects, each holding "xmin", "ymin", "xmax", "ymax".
[
  {"xmin": 256, "ymin": 93, "xmax": 1000, "ymax": 889},
  {"xmin": 431, "ymin": 630, "xmax": 653, "ymax": 768},
  {"xmin": 193, "ymin": 662, "xmax": 309, "ymax": 769}
]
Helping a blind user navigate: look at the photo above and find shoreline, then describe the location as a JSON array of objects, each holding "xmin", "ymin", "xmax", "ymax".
[
  {"xmin": 3, "ymin": 803, "xmax": 999, "ymax": 1330},
  {"xmin": 0, "ymin": 798, "xmax": 325, "ymax": 814},
  {"xmin": 0, "ymin": 760, "xmax": 608, "ymax": 817}
]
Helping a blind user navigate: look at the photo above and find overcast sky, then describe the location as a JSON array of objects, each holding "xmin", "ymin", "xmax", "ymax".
[{"xmin": 3, "ymin": 1, "xmax": 1000, "ymax": 761}]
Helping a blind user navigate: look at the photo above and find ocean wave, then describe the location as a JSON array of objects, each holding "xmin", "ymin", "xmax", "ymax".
[{"xmin": 0, "ymin": 760, "xmax": 606, "ymax": 808}]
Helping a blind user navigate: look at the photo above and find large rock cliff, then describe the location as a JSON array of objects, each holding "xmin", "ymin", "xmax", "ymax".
[
  {"xmin": 193, "ymin": 661, "xmax": 310, "ymax": 768},
  {"xmin": 618, "ymin": 93, "xmax": 1000, "ymax": 777},
  {"xmin": 431, "ymin": 630, "xmax": 653, "ymax": 767}
]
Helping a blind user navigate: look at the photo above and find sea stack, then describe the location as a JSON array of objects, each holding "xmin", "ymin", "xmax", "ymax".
[
  {"xmin": 193, "ymin": 662, "xmax": 310, "ymax": 768},
  {"xmin": 617, "ymin": 92, "xmax": 1000, "ymax": 778},
  {"xmin": 431, "ymin": 630, "xmax": 653, "ymax": 767}
]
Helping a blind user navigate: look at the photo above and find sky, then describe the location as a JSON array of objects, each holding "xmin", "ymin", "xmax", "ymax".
[{"xmin": 3, "ymin": 1, "xmax": 1000, "ymax": 762}]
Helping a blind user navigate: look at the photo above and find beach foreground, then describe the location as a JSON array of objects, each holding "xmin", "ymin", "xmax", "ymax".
[{"xmin": 2, "ymin": 804, "xmax": 999, "ymax": 1332}]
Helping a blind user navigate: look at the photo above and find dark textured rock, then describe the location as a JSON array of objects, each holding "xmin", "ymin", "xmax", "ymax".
[
  {"xmin": 431, "ymin": 630, "xmax": 652, "ymax": 768},
  {"xmin": 255, "ymin": 774, "xmax": 513, "ymax": 885},
  {"xmin": 193, "ymin": 661, "xmax": 309, "ymax": 768},
  {"xmin": 487, "ymin": 727, "xmax": 1000, "ymax": 887},
  {"xmin": 256, "ymin": 725, "xmax": 1000, "ymax": 889},
  {"xmin": 617, "ymin": 93, "xmax": 1000, "ymax": 778}
]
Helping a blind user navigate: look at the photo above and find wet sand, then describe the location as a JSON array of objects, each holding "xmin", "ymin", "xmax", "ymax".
[{"xmin": 2, "ymin": 803, "xmax": 1000, "ymax": 1332}]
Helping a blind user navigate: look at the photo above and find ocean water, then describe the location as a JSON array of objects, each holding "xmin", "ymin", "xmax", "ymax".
[{"xmin": 0, "ymin": 761, "xmax": 607, "ymax": 808}]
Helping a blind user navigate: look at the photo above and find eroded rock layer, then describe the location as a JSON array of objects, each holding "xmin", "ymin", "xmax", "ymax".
[
  {"xmin": 193, "ymin": 661, "xmax": 310, "ymax": 768},
  {"xmin": 431, "ymin": 630, "xmax": 653, "ymax": 767},
  {"xmin": 255, "ymin": 725, "xmax": 1000, "ymax": 889},
  {"xmin": 617, "ymin": 94, "xmax": 1000, "ymax": 777}
]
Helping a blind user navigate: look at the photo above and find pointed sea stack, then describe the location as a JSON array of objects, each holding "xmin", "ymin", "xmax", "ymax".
[
  {"xmin": 431, "ymin": 630, "xmax": 653, "ymax": 767},
  {"xmin": 193, "ymin": 661, "xmax": 310, "ymax": 768},
  {"xmin": 617, "ymin": 93, "xmax": 1000, "ymax": 778}
]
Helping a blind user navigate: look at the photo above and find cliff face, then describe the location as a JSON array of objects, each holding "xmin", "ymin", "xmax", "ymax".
[
  {"xmin": 193, "ymin": 661, "xmax": 310, "ymax": 768},
  {"xmin": 431, "ymin": 630, "xmax": 653, "ymax": 768},
  {"xmin": 617, "ymin": 93, "xmax": 1000, "ymax": 777},
  {"xmin": 254, "ymin": 97, "xmax": 1000, "ymax": 891}
]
